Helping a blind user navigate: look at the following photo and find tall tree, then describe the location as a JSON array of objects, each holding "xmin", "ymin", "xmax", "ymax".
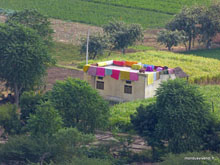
[
  {"xmin": 166, "ymin": 6, "xmax": 202, "ymax": 50},
  {"xmin": 131, "ymin": 79, "xmax": 211, "ymax": 159},
  {"xmin": 157, "ymin": 30, "xmax": 186, "ymax": 51},
  {"xmin": 103, "ymin": 21, "xmax": 143, "ymax": 54},
  {"xmin": 0, "ymin": 23, "xmax": 53, "ymax": 106},
  {"xmin": 197, "ymin": 3, "xmax": 220, "ymax": 48},
  {"xmin": 6, "ymin": 9, "xmax": 53, "ymax": 47}
]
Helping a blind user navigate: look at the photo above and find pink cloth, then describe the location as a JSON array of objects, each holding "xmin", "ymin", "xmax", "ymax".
[
  {"xmin": 96, "ymin": 67, "xmax": 105, "ymax": 77},
  {"xmin": 168, "ymin": 68, "xmax": 174, "ymax": 74},
  {"xmin": 113, "ymin": 60, "xmax": 126, "ymax": 66},
  {"xmin": 87, "ymin": 66, "xmax": 96, "ymax": 76},
  {"xmin": 130, "ymin": 72, "xmax": 139, "ymax": 81},
  {"xmin": 111, "ymin": 69, "xmax": 120, "ymax": 80}
]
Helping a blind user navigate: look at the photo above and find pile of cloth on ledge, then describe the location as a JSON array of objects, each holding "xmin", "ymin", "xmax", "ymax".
[{"xmin": 83, "ymin": 60, "xmax": 174, "ymax": 84}]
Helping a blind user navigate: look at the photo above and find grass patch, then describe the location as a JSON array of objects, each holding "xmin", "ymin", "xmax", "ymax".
[
  {"xmin": 181, "ymin": 48, "xmax": 220, "ymax": 61},
  {"xmin": 199, "ymin": 85, "xmax": 220, "ymax": 121},
  {"xmin": 87, "ymin": 0, "xmax": 211, "ymax": 15},
  {"xmin": 0, "ymin": 0, "xmax": 172, "ymax": 28},
  {"xmin": 51, "ymin": 42, "xmax": 84, "ymax": 65},
  {"xmin": 88, "ymin": 50, "xmax": 220, "ymax": 84},
  {"xmin": 109, "ymin": 98, "xmax": 156, "ymax": 132},
  {"xmin": 128, "ymin": 45, "xmax": 155, "ymax": 51}
]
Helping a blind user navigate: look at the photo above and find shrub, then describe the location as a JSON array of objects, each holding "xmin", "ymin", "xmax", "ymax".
[
  {"xmin": 131, "ymin": 79, "xmax": 212, "ymax": 159},
  {"xmin": 20, "ymin": 91, "xmax": 44, "ymax": 124},
  {"xmin": 25, "ymin": 102, "xmax": 63, "ymax": 137},
  {"xmin": 0, "ymin": 128, "xmax": 94, "ymax": 164},
  {"xmin": 0, "ymin": 104, "xmax": 21, "ymax": 135},
  {"xmin": 50, "ymin": 78, "xmax": 109, "ymax": 133}
]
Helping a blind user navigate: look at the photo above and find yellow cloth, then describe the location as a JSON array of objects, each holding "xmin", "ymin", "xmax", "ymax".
[
  {"xmin": 98, "ymin": 62, "xmax": 107, "ymax": 67},
  {"xmin": 125, "ymin": 61, "xmax": 138, "ymax": 67},
  {"xmin": 120, "ymin": 71, "xmax": 130, "ymax": 80},
  {"xmin": 148, "ymin": 73, "xmax": 154, "ymax": 85},
  {"xmin": 131, "ymin": 64, "xmax": 142, "ymax": 70},
  {"xmin": 83, "ymin": 64, "xmax": 90, "ymax": 72}
]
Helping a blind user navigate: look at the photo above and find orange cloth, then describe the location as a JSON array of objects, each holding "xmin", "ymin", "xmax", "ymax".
[{"xmin": 125, "ymin": 61, "xmax": 138, "ymax": 67}]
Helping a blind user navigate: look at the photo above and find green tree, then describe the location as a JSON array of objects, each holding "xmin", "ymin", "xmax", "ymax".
[
  {"xmin": 80, "ymin": 34, "xmax": 109, "ymax": 59},
  {"xmin": 50, "ymin": 78, "xmax": 109, "ymax": 133},
  {"xmin": 197, "ymin": 3, "xmax": 220, "ymax": 48},
  {"xmin": 157, "ymin": 30, "xmax": 186, "ymax": 51},
  {"xmin": 103, "ymin": 21, "xmax": 143, "ymax": 54},
  {"xmin": 131, "ymin": 79, "xmax": 211, "ymax": 158},
  {"xmin": 0, "ymin": 23, "xmax": 53, "ymax": 106},
  {"xmin": 166, "ymin": 6, "xmax": 202, "ymax": 50},
  {"xmin": 25, "ymin": 102, "xmax": 63, "ymax": 137},
  {"xmin": 6, "ymin": 9, "xmax": 53, "ymax": 46}
]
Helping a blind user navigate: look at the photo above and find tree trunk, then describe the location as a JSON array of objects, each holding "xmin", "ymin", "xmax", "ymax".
[
  {"xmin": 14, "ymin": 83, "xmax": 19, "ymax": 107},
  {"xmin": 122, "ymin": 48, "xmax": 125, "ymax": 54},
  {"xmin": 188, "ymin": 36, "xmax": 192, "ymax": 51}
]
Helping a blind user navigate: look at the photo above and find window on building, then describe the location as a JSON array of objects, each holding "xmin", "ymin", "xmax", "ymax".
[
  {"xmin": 96, "ymin": 81, "xmax": 104, "ymax": 90},
  {"xmin": 126, "ymin": 80, "xmax": 131, "ymax": 84},
  {"xmin": 97, "ymin": 76, "xmax": 103, "ymax": 80},
  {"xmin": 124, "ymin": 85, "xmax": 132, "ymax": 94}
]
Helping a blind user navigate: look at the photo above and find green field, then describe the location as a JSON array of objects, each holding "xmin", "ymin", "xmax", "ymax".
[
  {"xmin": 110, "ymin": 85, "xmax": 220, "ymax": 131},
  {"xmin": 0, "ymin": 0, "xmax": 172, "ymax": 28},
  {"xmin": 182, "ymin": 48, "xmax": 220, "ymax": 61},
  {"xmin": 87, "ymin": 0, "xmax": 211, "ymax": 14}
]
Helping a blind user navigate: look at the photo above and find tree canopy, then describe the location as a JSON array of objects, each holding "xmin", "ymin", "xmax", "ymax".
[
  {"xmin": 103, "ymin": 21, "xmax": 143, "ymax": 54},
  {"xmin": 131, "ymin": 79, "xmax": 211, "ymax": 158},
  {"xmin": 6, "ymin": 9, "xmax": 53, "ymax": 46},
  {"xmin": 0, "ymin": 23, "xmax": 53, "ymax": 106},
  {"xmin": 50, "ymin": 78, "xmax": 110, "ymax": 133}
]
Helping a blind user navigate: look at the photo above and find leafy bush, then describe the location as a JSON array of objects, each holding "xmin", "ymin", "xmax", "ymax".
[
  {"xmin": 25, "ymin": 102, "xmax": 63, "ymax": 137},
  {"xmin": 161, "ymin": 152, "xmax": 220, "ymax": 165},
  {"xmin": 0, "ymin": 104, "xmax": 21, "ymax": 135},
  {"xmin": 0, "ymin": 128, "xmax": 94, "ymax": 164},
  {"xmin": 60, "ymin": 157, "xmax": 112, "ymax": 165},
  {"xmin": 131, "ymin": 79, "xmax": 212, "ymax": 159},
  {"xmin": 20, "ymin": 91, "xmax": 44, "ymax": 124},
  {"xmin": 50, "ymin": 78, "xmax": 110, "ymax": 133}
]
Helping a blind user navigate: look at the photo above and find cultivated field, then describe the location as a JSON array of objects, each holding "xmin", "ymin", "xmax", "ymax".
[{"xmin": 0, "ymin": 0, "xmax": 212, "ymax": 28}]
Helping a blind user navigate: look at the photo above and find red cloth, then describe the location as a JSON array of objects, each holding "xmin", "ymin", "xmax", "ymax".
[
  {"xmin": 111, "ymin": 69, "xmax": 120, "ymax": 80},
  {"xmin": 113, "ymin": 60, "xmax": 125, "ymax": 66}
]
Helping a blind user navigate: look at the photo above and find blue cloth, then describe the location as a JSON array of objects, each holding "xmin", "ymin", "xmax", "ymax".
[
  {"xmin": 143, "ymin": 64, "xmax": 154, "ymax": 70},
  {"xmin": 105, "ymin": 68, "xmax": 112, "ymax": 76},
  {"xmin": 153, "ymin": 72, "xmax": 157, "ymax": 81}
]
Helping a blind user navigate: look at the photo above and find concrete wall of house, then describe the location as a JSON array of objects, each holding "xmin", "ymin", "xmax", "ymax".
[
  {"xmin": 144, "ymin": 74, "xmax": 176, "ymax": 99},
  {"xmin": 84, "ymin": 73, "xmax": 176, "ymax": 102},
  {"xmin": 84, "ymin": 73, "xmax": 146, "ymax": 102}
]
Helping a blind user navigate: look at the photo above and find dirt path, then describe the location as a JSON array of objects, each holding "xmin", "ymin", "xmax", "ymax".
[{"xmin": 46, "ymin": 67, "xmax": 84, "ymax": 90}]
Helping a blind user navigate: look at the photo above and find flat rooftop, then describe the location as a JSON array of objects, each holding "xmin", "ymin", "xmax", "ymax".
[{"xmin": 103, "ymin": 65, "xmax": 155, "ymax": 75}]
